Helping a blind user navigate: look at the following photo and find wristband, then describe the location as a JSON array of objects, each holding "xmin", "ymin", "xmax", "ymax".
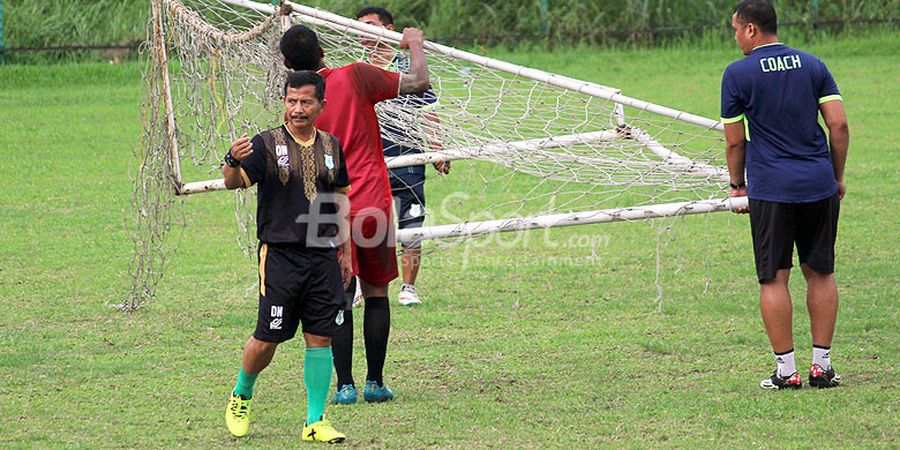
[
  {"xmin": 224, "ymin": 151, "xmax": 240, "ymax": 168},
  {"xmin": 729, "ymin": 181, "xmax": 746, "ymax": 190}
]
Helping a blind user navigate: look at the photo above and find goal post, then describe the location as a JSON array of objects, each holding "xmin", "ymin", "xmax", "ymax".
[
  {"xmin": 395, "ymin": 197, "xmax": 749, "ymax": 243},
  {"xmin": 154, "ymin": 0, "xmax": 730, "ymax": 198},
  {"xmin": 129, "ymin": 0, "xmax": 745, "ymax": 309}
]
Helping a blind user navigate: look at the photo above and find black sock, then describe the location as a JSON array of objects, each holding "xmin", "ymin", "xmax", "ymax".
[
  {"xmin": 364, "ymin": 296, "xmax": 390, "ymax": 385},
  {"xmin": 331, "ymin": 286, "xmax": 355, "ymax": 388}
]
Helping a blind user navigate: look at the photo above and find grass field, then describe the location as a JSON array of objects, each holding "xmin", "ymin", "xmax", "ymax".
[{"xmin": 1, "ymin": 33, "xmax": 898, "ymax": 448}]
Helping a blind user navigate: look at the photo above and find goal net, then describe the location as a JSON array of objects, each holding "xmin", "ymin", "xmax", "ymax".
[{"xmin": 129, "ymin": 0, "xmax": 745, "ymax": 310}]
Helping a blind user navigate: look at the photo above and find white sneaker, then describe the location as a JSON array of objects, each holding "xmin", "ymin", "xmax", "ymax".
[
  {"xmin": 397, "ymin": 284, "xmax": 421, "ymax": 306},
  {"xmin": 351, "ymin": 277, "xmax": 364, "ymax": 308}
]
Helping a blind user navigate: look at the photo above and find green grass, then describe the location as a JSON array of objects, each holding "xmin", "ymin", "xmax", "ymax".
[{"xmin": 1, "ymin": 34, "xmax": 898, "ymax": 448}]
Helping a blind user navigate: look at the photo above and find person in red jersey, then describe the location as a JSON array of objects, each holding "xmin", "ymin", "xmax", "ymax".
[{"xmin": 279, "ymin": 23, "xmax": 430, "ymax": 404}]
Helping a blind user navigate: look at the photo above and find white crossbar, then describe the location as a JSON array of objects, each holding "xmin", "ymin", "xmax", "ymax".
[
  {"xmin": 396, "ymin": 197, "xmax": 749, "ymax": 242},
  {"xmin": 221, "ymin": 0, "xmax": 723, "ymax": 132},
  {"xmin": 178, "ymin": 128, "xmax": 718, "ymax": 194}
]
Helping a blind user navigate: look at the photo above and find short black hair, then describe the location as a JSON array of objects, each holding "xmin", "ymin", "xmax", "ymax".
[
  {"xmin": 280, "ymin": 25, "xmax": 321, "ymax": 70},
  {"xmin": 356, "ymin": 6, "xmax": 393, "ymax": 25},
  {"xmin": 284, "ymin": 70, "xmax": 325, "ymax": 101},
  {"xmin": 734, "ymin": 0, "xmax": 777, "ymax": 35}
]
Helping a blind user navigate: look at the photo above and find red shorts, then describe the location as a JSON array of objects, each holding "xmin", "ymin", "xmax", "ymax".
[{"xmin": 349, "ymin": 206, "xmax": 398, "ymax": 286}]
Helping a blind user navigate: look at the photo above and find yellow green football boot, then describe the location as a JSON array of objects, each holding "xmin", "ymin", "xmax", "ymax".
[
  {"xmin": 225, "ymin": 393, "xmax": 253, "ymax": 437},
  {"xmin": 301, "ymin": 419, "xmax": 346, "ymax": 443}
]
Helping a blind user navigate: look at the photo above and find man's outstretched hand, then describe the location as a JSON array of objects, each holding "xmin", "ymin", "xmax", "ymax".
[
  {"xmin": 230, "ymin": 134, "xmax": 253, "ymax": 161},
  {"xmin": 340, "ymin": 251, "xmax": 353, "ymax": 289},
  {"xmin": 432, "ymin": 160, "xmax": 450, "ymax": 174}
]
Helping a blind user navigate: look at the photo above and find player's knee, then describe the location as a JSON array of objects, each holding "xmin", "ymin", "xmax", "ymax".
[
  {"xmin": 360, "ymin": 280, "xmax": 388, "ymax": 298},
  {"xmin": 761, "ymin": 269, "xmax": 791, "ymax": 286},
  {"xmin": 248, "ymin": 336, "xmax": 280, "ymax": 351},
  {"xmin": 800, "ymin": 263, "xmax": 834, "ymax": 282},
  {"xmin": 774, "ymin": 268, "xmax": 791, "ymax": 283},
  {"xmin": 303, "ymin": 332, "xmax": 332, "ymax": 348}
]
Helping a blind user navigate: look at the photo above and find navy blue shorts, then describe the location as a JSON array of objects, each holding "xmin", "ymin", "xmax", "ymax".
[{"xmin": 390, "ymin": 175, "xmax": 426, "ymax": 248}]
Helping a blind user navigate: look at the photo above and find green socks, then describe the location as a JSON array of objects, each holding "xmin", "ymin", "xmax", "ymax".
[
  {"xmin": 233, "ymin": 368, "xmax": 259, "ymax": 399},
  {"xmin": 232, "ymin": 348, "xmax": 333, "ymax": 425},
  {"xmin": 304, "ymin": 346, "xmax": 334, "ymax": 425}
]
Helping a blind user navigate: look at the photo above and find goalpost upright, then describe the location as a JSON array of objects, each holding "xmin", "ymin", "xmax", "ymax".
[{"xmin": 150, "ymin": 0, "xmax": 184, "ymax": 192}]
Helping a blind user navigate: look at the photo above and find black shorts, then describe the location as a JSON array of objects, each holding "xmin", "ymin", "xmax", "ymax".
[
  {"xmin": 390, "ymin": 175, "xmax": 426, "ymax": 248},
  {"xmin": 749, "ymin": 192, "xmax": 840, "ymax": 283},
  {"xmin": 253, "ymin": 243, "xmax": 346, "ymax": 343}
]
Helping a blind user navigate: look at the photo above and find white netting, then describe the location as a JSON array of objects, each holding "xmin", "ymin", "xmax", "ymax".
[{"xmin": 129, "ymin": 0, "xmax": 732, "ymax": 309}]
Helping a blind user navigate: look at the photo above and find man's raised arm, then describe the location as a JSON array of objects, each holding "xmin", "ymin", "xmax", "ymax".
[
  {"xmin": 398, "ymin": 28, "xmax": 429, "ymax": 95},
  {"xmin": 223, "ymin": 134, "xmax": 253, "ymax": 189}
]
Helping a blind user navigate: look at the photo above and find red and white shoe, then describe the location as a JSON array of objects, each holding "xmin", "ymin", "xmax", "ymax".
[
  {"xmin": 809, "ymin": 363, "xmax": 841, "ymax": 388},
  {"xmin": 760, "ymin": 371, "xmax": 802, "ymax": 390}
]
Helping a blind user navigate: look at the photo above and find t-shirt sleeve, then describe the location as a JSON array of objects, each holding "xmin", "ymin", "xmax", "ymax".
[
  {"xmin": 331, "ymin": 136, "xmax": 351, "ymax": 193},
  {"xmin": 423, "ymin": 85, "xmax": 438, "ymax": 105},
  {"xmin": 351, "ymin": 62, "xmax": 402, "ymax": 104},
  {"xmin": 239, "ymin": 134, "xmax": 267, "ymax": 187},
  {"xmin": 720, "ymin": 66, "xmax": 745, "ymax": 124},
  {"xmin": 816, "ymin": 61, "xmax": 842, "ymax": 104},
  {"xmin": 412, "ymin": 84, "xmax": 438, "ymax": 109}
]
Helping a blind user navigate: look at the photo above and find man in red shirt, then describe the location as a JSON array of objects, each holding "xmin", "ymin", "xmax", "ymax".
[{"xmin": 280, "ymin": 23, "xmax": 430, "ymax": 403}]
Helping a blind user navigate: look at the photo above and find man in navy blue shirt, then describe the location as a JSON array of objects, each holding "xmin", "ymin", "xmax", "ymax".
[{"xmin": 722, "ymin": 0, "xmax": 849, "ymax": 390}]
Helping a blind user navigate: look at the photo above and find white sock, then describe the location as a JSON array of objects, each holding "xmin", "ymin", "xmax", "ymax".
[
  {"xmin": 813, "ymin": 346, "xmax": 832, "ymax": 370},
  {"xmin": 774, "ymin": 349, "xmax": 796, "ymax": 377}
]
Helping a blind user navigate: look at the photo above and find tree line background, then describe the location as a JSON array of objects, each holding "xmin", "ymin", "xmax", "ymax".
[{"xmin": 1, "ymin": 0, "xmax": 896, "ymax": 63}]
